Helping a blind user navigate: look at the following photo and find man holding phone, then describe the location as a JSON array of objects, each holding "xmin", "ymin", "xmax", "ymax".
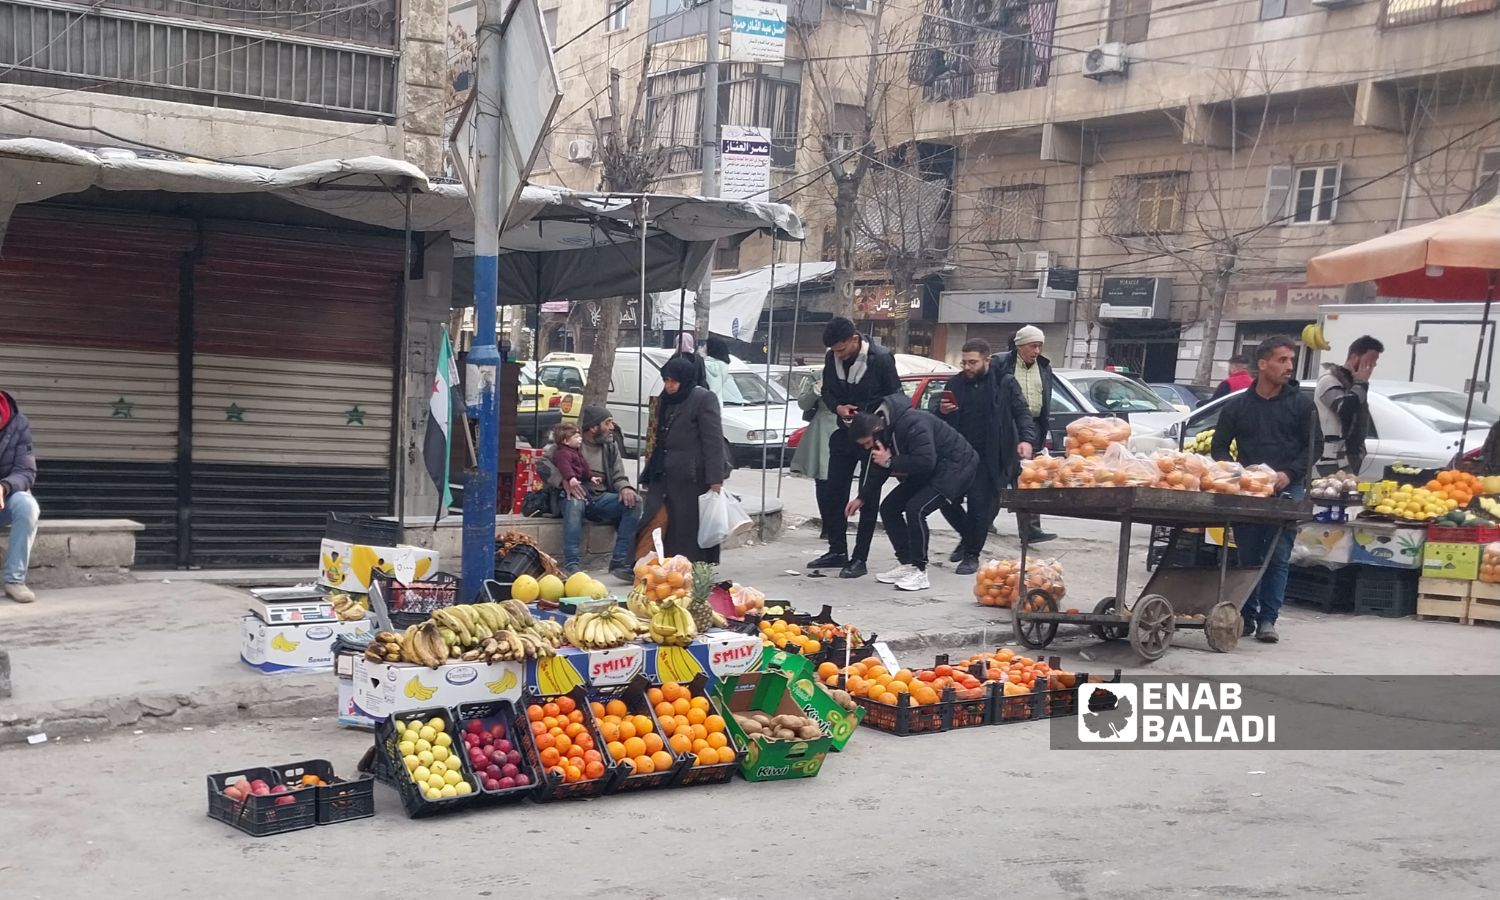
[{"xmin": 938, "ymin": 340, "xmax": 1036, "ymax": 574}]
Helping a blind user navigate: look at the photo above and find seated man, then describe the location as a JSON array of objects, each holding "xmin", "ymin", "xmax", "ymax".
[
  {"xmin": 540, "ymin": 405, "xmax": 641, "ymax": 583},
  {"xmin": 1, "ymin": 389, "xmax": 39, "ymax": 603}
]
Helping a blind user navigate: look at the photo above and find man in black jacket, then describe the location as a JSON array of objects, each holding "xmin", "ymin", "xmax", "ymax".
[
  {"xmin": 808, "ymin": 317, "xmax": 902, "ymax": 579},
  {"xmin": 938, "ymin": 339, "xmax": 1037, "ymax": 574},
  {"xmin": 990, "ymin": 325, "xmax": 1056, "ymax": 542},
  {"xmin": 845, "ymin": 397, "xmax": 977, "ymax": 592},
  {"xmin": 0, "ymin": 390, "xmax": 40, "ymax": 603},
  {"xmin": 1211, "ymin": 335, "xmax": 1318, "ymax": 644}
]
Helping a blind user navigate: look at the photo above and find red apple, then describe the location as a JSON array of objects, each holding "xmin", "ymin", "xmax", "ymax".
[
  {"xmin": 497, "ymin": 776, "xmax": 515, "ymax": 789},
  {"xmin": 514, "ymin": 773, "xmax": 530, "ymax": 787},
  {"xmin": 500, "ymin": 763, "xmax": 519, "ymax": 778},
  {"xmin": 466, "ymin": 720, "xmax": 484, "ymax": 735},
  {"xmin": 496, "ymin": 739, "xmax": 513, "ymax": 754},
  {"xmin": 505, "ymin": 750, "xmax": 521, "ymax": 766}
]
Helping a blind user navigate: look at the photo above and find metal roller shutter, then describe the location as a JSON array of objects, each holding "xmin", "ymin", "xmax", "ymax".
[
  {"xmin": 0, "ymin": 209, "xmax": 194, "ymax": 566},
  {"xmin": 189, "ymin": 226, "xmax": 403, "ymax": 566}
]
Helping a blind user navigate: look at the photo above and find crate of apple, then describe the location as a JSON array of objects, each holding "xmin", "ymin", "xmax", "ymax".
[
  {"xmin": 456, "ymin": 700, "xmax": 535, "ymax": 805},
  {"xmin": 207, "ymin": 766, "xmax": 318, "ymax": 836}
]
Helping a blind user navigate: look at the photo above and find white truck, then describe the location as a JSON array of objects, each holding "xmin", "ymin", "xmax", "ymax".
[{"xmin": 1318, "ymin": 302, "xmax": 1498, "ymax": 402}]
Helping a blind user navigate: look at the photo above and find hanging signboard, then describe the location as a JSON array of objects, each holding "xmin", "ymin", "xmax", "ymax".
[
  {"xmin": 730, "ymin": 0, "xmax": 787, "ymax": 64},
  {"xmin": 720, "ymin": 125, "xmax": 772, "ymax": 200}
]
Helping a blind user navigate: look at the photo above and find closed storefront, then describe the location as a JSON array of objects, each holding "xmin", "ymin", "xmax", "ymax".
[{"xmin": 0, "ymin": 207, "xmax": 404, "ymax": 568}]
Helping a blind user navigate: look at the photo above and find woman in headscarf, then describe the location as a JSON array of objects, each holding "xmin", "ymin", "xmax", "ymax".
[
  {"xmin": 702, "ymin": 336, "xmax": 744, "ymax": 404},
  {"xmin": 637, "ymin": 355, "xmax": 729, "ymax": 563},
  {"xmin": 673, "ymin": 332, "xmax": 708, "ymax": 390}
]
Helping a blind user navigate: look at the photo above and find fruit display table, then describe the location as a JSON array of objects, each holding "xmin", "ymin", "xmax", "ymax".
[{"xmin": 1001, "ymin": 487, "xmax": 1312, "ymax": 660}]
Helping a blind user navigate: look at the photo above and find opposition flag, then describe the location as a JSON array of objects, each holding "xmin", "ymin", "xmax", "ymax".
[{"xmin": 425, "ymin": 332, "xmax": 460, "ymax": 522}]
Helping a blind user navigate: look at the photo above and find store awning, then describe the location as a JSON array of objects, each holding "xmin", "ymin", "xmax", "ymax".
[
  {"xmin": 653, "ymin": 260, "xmax": 835, "ymax": 339},
  {"xmin": 0, "ymin": 138, "xmax": 804, "ymax": 303}
]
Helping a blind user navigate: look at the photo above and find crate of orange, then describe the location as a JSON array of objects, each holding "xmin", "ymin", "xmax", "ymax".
[
  {"xmin": 587, "ymin": 676, "xmax": 688, "ymax": 793},
  {"xmin": 521, "ymin": 687, "xmax": 622, "ymax": 801},
  {"xmin": 836, "ymin": 658, "xmax": 994, "ymax": 735},
  {"xmin": 752, "ymin": 605, "xmax": 874, "ymax": 667},
  {"xmin": 655, "ymin": 675, "xmax": 744, "ymax": 787},
  {"xmin": 944, "ymin": 649, "xmax": 1121, "ymax": 723}
]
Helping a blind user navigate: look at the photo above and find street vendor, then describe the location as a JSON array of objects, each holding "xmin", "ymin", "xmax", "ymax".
[
  {"xmin": 1210, "ymin": 335, "xmax": 1318, "ymax": 644},
  {"xmin": 1315, "ymin": 335, "xmax": 1382, "ymax": 477},
  {"xmin": 0, "ymin": 388, "xmax": 39, "ymax": 604}
]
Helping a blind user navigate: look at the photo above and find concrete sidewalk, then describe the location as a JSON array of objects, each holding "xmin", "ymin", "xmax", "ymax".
[{"xmin": 3, "ymin": 523, "xmax": 1497, "ymax": 745}]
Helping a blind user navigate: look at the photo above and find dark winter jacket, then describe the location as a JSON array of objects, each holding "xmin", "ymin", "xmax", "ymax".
[
  {"xmin": 861, "ymin": 394, "xmax": 978, "ymax": 502},
  {"xmin": 1315, "ymin": 363, "xmax": 1371, "ymax": 475},
  {"xmin": 990, "ymin": 349, "xmax": 1055, "ymax": 446},
  {"xmin": 644, "ymin": 386, "xmax": 728, "ymax": 491},
  {"xmin": 1210, "ymin": 380, "xmax": 1318, "ymax": 487},
  {"xmin": 940, "ymin": 367, "xmax": 1038, "ymax": 486},
  {"xmin": 0, "ymin": 390, "xmax": 37, "ymax": 499},
  {"xmin": 821, "ymin": 337, "xmax": 902, "ymax": 428}
]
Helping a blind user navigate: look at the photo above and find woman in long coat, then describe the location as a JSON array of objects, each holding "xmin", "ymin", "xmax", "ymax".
[
  {"xmin": 790, "ymin": 374, "xmax": 837, "ymax": 540},
  {"xmin": 638, "ymin": 356, "xmax": 730, "ymax": 563}
]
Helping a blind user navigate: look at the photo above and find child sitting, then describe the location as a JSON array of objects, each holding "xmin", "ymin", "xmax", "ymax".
[{"xmin": 550, "ymin": 423, "xmax": 591, "ymax": 496}]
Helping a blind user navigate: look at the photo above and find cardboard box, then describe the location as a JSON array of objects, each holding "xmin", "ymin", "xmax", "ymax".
[
  {"xmin": 715, "ymin": 671, "xmax": 831, "ymax": 782},
  {"xmin": 520, "ymin": 631, "xmax": 764, "ymax": 693},
  {"xmin": 318, "ymin": 539, "xmax": 440, "ymax": 593},
  {"xmin": 336, "ymin": 680, "xmax": 379, "ymax": 730},
  {"xmin": 1422, "ymin": 541, "xmax": 1481, "ymax": 581},
  {"xmin": 351, "ymin": 656, "xmax": 524, "ymax": 720},
  {"xmin": 1352, "ymin": 524, "xmax": 1426, "ymax": 569},
  {"xmin": 759, "ymin": 648, "xmax": 865, "ymax": 751},
  {"xmin": 239, "ymin": 617, "xmax": 372, "ymax": 673},
  {"xmin": 1291, "ymin": 524, "xmax": 1353, "ymax": 566},
  {"xmin": 690, "ymin": 632, "xmax": 764, "ymax": 681}
]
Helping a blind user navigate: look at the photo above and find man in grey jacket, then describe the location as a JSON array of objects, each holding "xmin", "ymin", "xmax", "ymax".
[
  {"xmin": 542, "ymin": 405, "xmax": 640, "ymax": 583},
  {"xmin": 0, "ymin": 389, "xmax": 39, "ymax": 603},
  {"xmin": 1315, "ymin": 336, "xmax": 1382, "ymax": 477}
]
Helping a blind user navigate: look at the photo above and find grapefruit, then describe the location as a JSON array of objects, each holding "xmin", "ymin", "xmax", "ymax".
[
  {"xmin": 564, "ymin": 572, "xmax": 593, "ymax": 597},
  {"xmin": 511, "ymin": 574, "xmax": 540, "ymax": 603},
  {"xmin": 538, "ymin": 574, "xmax": 566, "ymax": 602},
  {"xmin": 587, "ymin": 579, "xmax": 608, "ymax": 599}
]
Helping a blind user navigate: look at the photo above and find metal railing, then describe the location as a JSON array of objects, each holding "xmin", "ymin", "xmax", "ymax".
[
  {"xmin": 1381, "ymin": 0, "xmax": 1499, "ymax": 28},
  {"xmin": 0, "ymin": 0, "xmax": 399, "ymax": 121}
]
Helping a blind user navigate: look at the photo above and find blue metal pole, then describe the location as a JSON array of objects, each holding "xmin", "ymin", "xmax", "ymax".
[{"xmin": 462, "ymin": 0, "xmax": 506, "ymax": 600}]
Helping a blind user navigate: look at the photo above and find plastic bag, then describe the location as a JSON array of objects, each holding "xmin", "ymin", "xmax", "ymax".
[
  {"xmin": 973, "ymin": 558, "xmax": 1067, "ymax": 608},
  {"xmin": 1095, "ymin": 443, "xmax": 1158, "ymax": 487},
  {"xmin": 1240, "ymin": 464, "xmax": 1279, "ymax": 497},
  {"xmin": 723, "ymin": 491, "xmax": 754, "ymax": 539},
  {"xmin": 1149, "ymin": 449, "xmax": 1206, "ymax": 491},
  {"xmin": 729, "ymin": 583, "xmax": 766, "ymax": 616},
  {"xmin": 698, "ymin": 490, "xmax": 731, "ymax": 548},
  {"xmin": 1018, "ymin": 452, "xmax": 1063, "ymax": 489},
  {"xmin": 1482, "ymin": 543, "xmax": 1500, "ymax": 583},
  {"xmin": 1201, "ymin": 459, "xmax": 1245, "ymax": 495},
  {"xmin": 1064, "ymin": 416, "xmax": 1132, "ymax": 456},
  {"xmin": 633, "ymin": 551, "xmax": 693, "ymax": 603},
  {"xmin": 1058, "ymin": 454, "xmax": 1101, "ymax": 488}
]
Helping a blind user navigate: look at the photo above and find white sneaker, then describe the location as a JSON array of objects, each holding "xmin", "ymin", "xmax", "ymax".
[
  {"xmin": 895, "ymin": 569, "xmax": 931, "ymax": 592},
  {"xmin": 876, "ymin": 563, "xmax": 917, "ymax": 584}
]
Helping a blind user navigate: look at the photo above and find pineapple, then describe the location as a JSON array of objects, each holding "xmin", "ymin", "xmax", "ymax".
[{"xmin": 688, "ymin": 562, "xmax": 716, "ymax": 632}]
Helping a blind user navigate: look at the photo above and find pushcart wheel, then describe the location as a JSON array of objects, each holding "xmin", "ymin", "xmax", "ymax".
[
  {"xmin": 1090, "ymin": 596, "xmax": 1127, "ymax": 642},
  {"xmin": 1011, "ymin": 589, "xmax": 1058, "ymax": 649},
  {"xmin": 1128, "ymin": 594, "xmax": 1175, "ymax": 661},
  {"xmin": 1204, "ymin": 601, "xmax": 1241, "ymax": 653}
]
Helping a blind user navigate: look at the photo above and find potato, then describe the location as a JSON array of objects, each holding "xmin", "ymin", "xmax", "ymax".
[
  {"xmin": 797, "ymin": 724, "xmax": 823, "ymax": 740},
  {"xmin": 741, "ymin": 719, "xmax": 764, "ymax": 735}
]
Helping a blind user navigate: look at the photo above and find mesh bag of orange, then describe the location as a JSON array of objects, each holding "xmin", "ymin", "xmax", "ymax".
[
  {"xmin": 973, "ymin": 558, "xmax": 1066, "ymax": 608},
  {"xmin": 632, "ymin": 551, "xmax": 693, "ymax": 603},
  {"xmin": 1064, "ymin": 416, "xmax": 1132, "ymax": 457}
]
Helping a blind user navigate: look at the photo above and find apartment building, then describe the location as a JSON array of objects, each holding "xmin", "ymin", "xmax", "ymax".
[
  {"xmin": 0, "ymin": 0, "xmax": 455, "ymax": 566},
  {"xmin": 534, "ymin": 0, "xmax": 1500, "ymax": 377}
]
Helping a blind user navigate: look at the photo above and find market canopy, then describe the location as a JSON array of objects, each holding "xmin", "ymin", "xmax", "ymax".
[
  {"xmin": 1306, "ymin": 197, "xmax": 1500, "ymax": 299},
  {"xmin": 653, "ymin": 260, "xmax": 835, "ymax": 339},
  {"xmin": 0, "ymin": 138, "xmax": 805, "ymax": 303}
]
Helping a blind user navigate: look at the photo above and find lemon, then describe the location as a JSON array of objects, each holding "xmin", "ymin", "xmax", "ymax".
[{"xmin": 511, "ymin": 574, "xmax": 540, "ymax": 603}]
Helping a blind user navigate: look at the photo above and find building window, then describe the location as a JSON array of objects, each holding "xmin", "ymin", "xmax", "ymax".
[
  {"xmin": 1476, "ymin": 148, "xmax": 1500, "ymax": 206},
  {"xmin": 1107, "ymin": 0, "xmax": 1151, "ymax": 44},
  {"xmin": 1291, "ymin": 163, "xmax": 1341, "ymax": 224},
  {"xmin": 607, "ymin": 0, "xmax": 628, "ymax": 32},
  {"xmin": 719, "ymin": 62, "xmax": 802, "ymax": 169},
  {"xmin": 980, "ymin": 184, "xmax": 1044, "ymax": 243},
  {"xmin": 830, "ymin": 103, "xmax": 864, "ymax": 157},
  {"xmin": 543, "ymin": 7, "xmax": 560, "ymax": 49},
  {"xmin": 1108, "ymin": 173, "xmax": 1186, "ymax": 236},
  {"xmin": 911, "ymin": 0, "xmax": 1056, "ymax": 101},
  {"xmin": 1382, "ymin": 0, "xmax": 1499, "ymax": 29},
  {"xmin": 714, "ymin": 238, "xmax": 742, "ymax": 272}
]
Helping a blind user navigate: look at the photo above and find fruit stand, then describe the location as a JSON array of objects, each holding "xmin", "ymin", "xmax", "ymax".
[{"xmin": 1001, "ymin": 487, "xmax": 1312, "ymax": 660}]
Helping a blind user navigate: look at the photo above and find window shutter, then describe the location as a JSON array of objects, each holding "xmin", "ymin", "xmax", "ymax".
[
  {"xmin": 1326, "ymin": 161, "xmax": 1344, "ymax": 223},
  {"xmin": 1476, "ymin": 149, "xmax": 1500, "ymax": 205},
  {"xmin": 1263, "ymin": 165, "xmax": 1294, "ymax": 225},
  {"xmin": 1260, "ymin": 0, "xmax": 1286, "ymax": 19}
]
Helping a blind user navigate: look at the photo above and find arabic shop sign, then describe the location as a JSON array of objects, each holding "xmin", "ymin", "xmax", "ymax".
[
  {"xmin": 730, "ymin": 0, "xmax": 786, "ymax": 64},
  {"xmin": 721, "ymin": 125, "xmax": 771, "ymax": 201}
]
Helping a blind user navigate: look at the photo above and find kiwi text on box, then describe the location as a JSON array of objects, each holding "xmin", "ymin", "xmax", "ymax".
[
  {"xmin": 715, "ymin": 671, "xmax": 832, "ymax": 782},
  {"xmin": 760, "ymin": 648, "xmax": 865, "ymax": 751}
]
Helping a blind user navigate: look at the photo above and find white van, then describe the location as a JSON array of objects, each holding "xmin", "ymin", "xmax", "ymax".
[{"xmin": 543, "ymin": 348, "xmax": 801, "ymax": 469}]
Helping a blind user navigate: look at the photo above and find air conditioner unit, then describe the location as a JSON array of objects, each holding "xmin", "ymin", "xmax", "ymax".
[
  {"xmin": 1309, "ymin": 0, "xmax": 1358, "ymax": 7},
  {"xmin": 567, "ymin": 139, "xmax": 594, "ymax": 163},
  {"xmin": 1018, "ymin": 250, "xmax": 1052, "ymax": 274},
  {"xmin": 1082, "ymin": 43, "xmax": 1128, "ymax": 80}
]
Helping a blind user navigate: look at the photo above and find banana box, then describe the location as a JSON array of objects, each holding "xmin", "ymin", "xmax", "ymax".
[
  {"xmin": 351, "ymin": 656, "xmax": 524, "ymax": 720},
  {"xmin": 759, "ymin": 648, "xmax": 865, "ymax": 752},
  {"xmin": 239, "ymin": 616, "xmax": 372, "ymax": 673},
  {"xmin": 689, "ymin": 631, "xmax": 763, "ymax": 681},
  {"xmin": 1291, "ymin": 524, "xmax": 1353, "ymax": 566},
  {"xmin": 1352, "ymin": 524, "xmax": 1426, "ymax": 569},
  {"xmin": 318, "ymin": 539, "xmax": 439, "ymax": 594}
]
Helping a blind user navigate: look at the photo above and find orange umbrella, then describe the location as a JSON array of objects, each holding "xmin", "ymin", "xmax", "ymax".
[{"xmin": 1307, "ymin": 198, "xmax": 1500, "ymax": 455}]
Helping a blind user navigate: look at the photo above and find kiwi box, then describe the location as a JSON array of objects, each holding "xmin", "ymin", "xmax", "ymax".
[
  {"xmin": 759, "ymin": 648, "xmax": 865, "ymax": 751},
  {"xmin": 714, "ymin": 671, "xmax": 832, "ymax": 782},
  {"xmin": 1422, "ymin": 541, "xmax": 1481, "ymax": 582}
]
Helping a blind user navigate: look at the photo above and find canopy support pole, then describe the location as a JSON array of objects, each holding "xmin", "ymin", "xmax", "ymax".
[
  {"xmin": 636, "ymin": 199, "xmax": 650, "ymax": 486},
  {"xmin": 760, "ymin": 239, "xmax": 778, "ymax": 542},
  {"xmin": 1458, "ymin": 270, "xmax": 1498, "ymax": 459},
  {"xmin": 779, "ymin": 241, "xmax": 805, "ymax": 500}
]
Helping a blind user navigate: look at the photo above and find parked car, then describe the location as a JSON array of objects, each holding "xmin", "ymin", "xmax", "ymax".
[
  {"xmin": 514, "ymin": 368, "xmax": 572, "ymax": 444},
  {"xmin": 1150, "ymin": 382, "xmax": 1216, "ymax": 412},
  {"xmin": 1170, "ymin": 381, "xmax": 1499, "ymax": 480}
]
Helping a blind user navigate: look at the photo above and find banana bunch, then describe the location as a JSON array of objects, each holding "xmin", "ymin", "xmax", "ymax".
[
  {"xmin": 563, "ymin": 606, "xmax": 646, "ymax": 650},
  {"xmin": 1301, "ymin": 322, "xmax": 1331, "ymax": 352},
  {"xmin": 626, "ymin": 585, "xmax": 660, "ymax": 621},
  {"xmin": 328, "ymin": 591, "xmax": 366, "ymax": 622},
  {"xmin": 430, "ymin": 600, "xmax": 550, "ymax": 660},
  {"xmin": 365, "ymin": 630, "xmax": 406, "ymax": 663},
  {"xmin": 363, "ymin": 623, "xmax": 449, "ymax": 668},
  {"xmin": 469, "ymin": 629, "xmax": 557, "ymax": 662},
  {"xmin": 646, "ymin": 597, "xmax": 696, "ymax": 647}
]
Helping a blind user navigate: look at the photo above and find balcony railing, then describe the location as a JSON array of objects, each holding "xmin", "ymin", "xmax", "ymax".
[
  {"xmin": 0, "ymin": 0, "xmax": 399, "ymax": 121},
  {"xmin": 911, "ymin": 0, "xmax": 1057, "ymax": 102},
  {"xmin": 1381, "ymin": 0, "xmax": 1499, "ymax": 27}
]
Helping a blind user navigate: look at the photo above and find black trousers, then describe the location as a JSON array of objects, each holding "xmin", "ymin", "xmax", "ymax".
[
  {"xmin": 941, "ymin": 466, "xmax": 1001, "ymax": 558},
  {"xmin": 880, "ymin": 480, "xmax": 948, "ymax": 571},
  {"xmin": 824, "ymin": 429, "xmax": 886, "ymax": 561}
]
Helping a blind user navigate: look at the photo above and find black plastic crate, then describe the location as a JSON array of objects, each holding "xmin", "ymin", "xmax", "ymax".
[
  {"xmin": 495, "ymin": 544, "xmax": 545, "ymax": 582},
  {"xmin": 326, "ymin": 512, "xmax": 404, "ymax": 545},
  {"xmin": 1354, "ymin": 567, "xmax": 1419, "ymax": 618},
  {"xmin": 586, "ymin": 676, "xmax": 687, "ymax": 794},
  {"xmin": 207, "ymin": 763, "xmax": 320, "ymax": 836},
  {"xmin": 376, "ymin": 707, "xmax": 482, "ymax": 818},
  {"xmin": 317, "ymin": 775, "xmax": 375, "ymax": 824},
  {"xmin": 518, "ymin": 687, "xmax": 623, "ymax": 801},
  {"xmin": 371, "ymin": 571, "xmax": 462, "ymax": 629},
  {"xmin": 1284, "ymin": 564, "xmax": 1356, "ymax": 613},
  {"xmin": 666, "ymin": 673, "xmax": 743, "ymax": 787},
  {"xmin": 453, "ymin": 700, "xmax": 538, "ymax": 807}
]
